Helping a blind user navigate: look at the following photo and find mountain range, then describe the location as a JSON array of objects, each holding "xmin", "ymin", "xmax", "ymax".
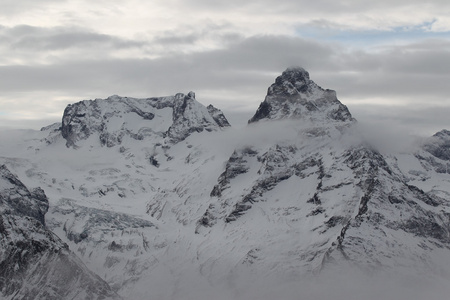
[{"xmin": 1, "ymin": 67, "xmax": 450, "ymax": 299}]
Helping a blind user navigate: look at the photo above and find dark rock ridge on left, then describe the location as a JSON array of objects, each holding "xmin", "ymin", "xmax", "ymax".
[
  {"xmin": 58, "ymin": 92, "xmax": 230, "ymax": 148},
  {"xmin": 0, "ymin": 165, "xmax": 120, "ymax": 300}
]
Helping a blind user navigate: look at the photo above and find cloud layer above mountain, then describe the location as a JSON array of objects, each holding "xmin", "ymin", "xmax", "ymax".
[{"xmin": 0, "ymin": 0, "xmax": 449, "ymax": 134}]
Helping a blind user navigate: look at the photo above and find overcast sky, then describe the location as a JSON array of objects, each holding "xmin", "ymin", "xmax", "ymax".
[{"xmin": 0, "ymin": 0, "xmax": 449, "ymax": 135}]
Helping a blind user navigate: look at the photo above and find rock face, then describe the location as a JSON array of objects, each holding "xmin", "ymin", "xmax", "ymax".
[
  {"xmin": 60, "ymin": 92, "xmax": 230, "ymax": 148},
  {"xmin": 201, "ymin": 135, "xmax": 450, "ymax": 274},
  {"xmin": 423, "ymin": 129, "xmax": 450, "ymax": 161},
  {"xmin": 0, "ymin": 165, "xmax": 120, "ymax": 300},
  {"xmin": 249, "ymin": 67, "xmax": 353, "ymax": 123}
]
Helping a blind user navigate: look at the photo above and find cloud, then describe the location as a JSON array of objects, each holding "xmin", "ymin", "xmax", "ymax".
[
  {"xmin": 0, "ymin": 17, "xmax": 449, "ymax": 135},
  {"xmin": 350, "ymin": 104, "xmax": 450, "ymax": 137},
  {"xmin": 163, "ymin": 0, "xmax": 450, "ymax": 34},
  {"xmin": 8, "ymin": 26, "xmax": 143, "ymax": 51},
  {"xmin": 147, "ymin": 21, "xmax": 244, "ymax": 55},
  {"xmin": 0, "ymin": 0, "xmax": 63, "ymax": 16},
  {"xmin": 0, "ymin": 25, "xmax": 147, "ymax": 64},
  {"xmin": 4, "ymin": 1, "xmax": 450, "ymax": 42},
  {"xmin": 0, "ymin": 35, "xmax": 336, "ymax": 104}
]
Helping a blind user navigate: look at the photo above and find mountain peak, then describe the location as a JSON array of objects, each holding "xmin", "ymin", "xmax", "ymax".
[
  {"xmin": 59, "ymin": 92, "xmax": 230, "ymax": 148},
  {"xmin": 249, "ymin": 67, "xmax": 354, "ymax": 124},
  {"xmin": 423, "ymin": 129, "xmax": 450, "ymax": 161},
  {"xmin": 433, "ymin": 129, "xmax": 450, "ymax": 138},
  {"xmin": 269, "ymin": 66, "xmax": 312, "ymax": 96}
]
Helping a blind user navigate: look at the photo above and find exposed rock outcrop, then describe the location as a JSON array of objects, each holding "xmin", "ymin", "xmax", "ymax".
[
  {"xmin": 60, "ymin": 92, "xmax": 230, "ymax": 148},
  {"xmin": 249, "ymin": 67, "xmax": 354, "ymax": 124},
  {"xmin": 0, "ymin": 165, "xmax": 120, "ymax": 300}
]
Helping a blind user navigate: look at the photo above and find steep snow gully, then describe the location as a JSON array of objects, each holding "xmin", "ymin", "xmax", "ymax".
[{"xmin": 1, "ymin": 67, "xmax": 450, "ymax": 300}]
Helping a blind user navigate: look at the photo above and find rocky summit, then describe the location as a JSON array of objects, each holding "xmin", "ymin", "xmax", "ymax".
[
  {"xmin": 249, "ymin": 67, "xmax": 354, "ymax": 123},
  {"xmin": 59, "ymin": 91, "xmax": 230, "ymax": 148},
  {"xmin": 1, "ymin": 68, "xmax": 450, "ymax": 300}
]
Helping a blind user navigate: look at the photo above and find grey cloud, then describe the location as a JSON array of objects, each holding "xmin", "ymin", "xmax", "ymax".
[
  {"xmin": 0, "ymin": 22, "xmax": 245, "ymax": 65},
  {"xmin": 1, "ymin": 34, "xmax": 449, "ymax": 135},
  {"xmin": 187, "ymin": 35, "xmax": 337, "ymax": 74},
  {"xmin": 171, "ymin": 0, "xmax": 450, "ymax": 18},
  {"xmin": 0, "ymin": 34, "xmax": 447, "ymax": 97},
  {"xmin": 149, "ymin": 22, "xmax": 243, "ymax": 53},
  {"xmin": 350, "ymin": 104, "xmax": 450, "ymax": 138},
  {"xmin": 292, "ymin": 39, "xmax": 450, "ymax": 105},
  {"xmin": 0, "ymin": 0, "xmax": 63, "ymax": 15},
  {"xmin": 0, "ymin": 35, "xmax": 335, "ymax": 93},
  {"xmin": 0, "ymin": 25, "xmax": 145, "ymax": 55},
  {"xmin": 153, "ymin": 34, "xmax": 199, "ymax": 46},
  {"xmin": 153, "ymin": 31, "xmax": 242, "ymax": 47},
  {"xmin": 0, "ymin": 34, "xmax": 447, "ymax": 99},
  {"xmin": 14, "ymin": 31, "xmax": 142, "ymax": 51},
  {"xmin": 382, "ymin": 45, "xmax": 450, "ymax": 75}
]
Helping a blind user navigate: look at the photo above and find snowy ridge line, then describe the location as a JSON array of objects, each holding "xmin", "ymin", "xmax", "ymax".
[{"xmin": 55, "ymin": 91, "xmax": 230, "ymax": 148}]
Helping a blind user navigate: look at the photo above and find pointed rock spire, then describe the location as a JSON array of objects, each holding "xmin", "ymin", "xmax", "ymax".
[{"xmin": 249, "ymin": 67, "xmax": 354, "ymax": 124}]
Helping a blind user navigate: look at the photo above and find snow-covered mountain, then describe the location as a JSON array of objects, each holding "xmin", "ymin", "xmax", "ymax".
[
  {"xmin": 58, "ymin": 91, "xmax": 229, "ymax": 148},
  {"xmin": 1, "ymin": 67, "xmax": 450, "ymax": 300}
]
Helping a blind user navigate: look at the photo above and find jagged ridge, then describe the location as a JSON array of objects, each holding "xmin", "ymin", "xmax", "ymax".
[{"xmin": 59, "ymin": 91, "xmax": 230, "ymax": 148}]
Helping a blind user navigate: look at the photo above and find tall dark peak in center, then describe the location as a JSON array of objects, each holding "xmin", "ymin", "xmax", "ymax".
[
  {"xmin": 249, "ymin": 67, "xmax": 354, "ymax": 124},
  {"xmin": 268, "ymin": 67, "xmax": 314, "ymax": 96}
]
